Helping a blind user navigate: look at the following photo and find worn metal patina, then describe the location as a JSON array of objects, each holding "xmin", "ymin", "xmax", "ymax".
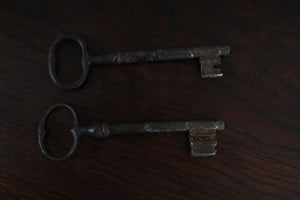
[
  {"xmin": 38, "ymin": 104, "xmax": 225, "ymax": 160},
  {"xmin": 49, "ymin": 34, "xmax": 230, "ymax": 89}
]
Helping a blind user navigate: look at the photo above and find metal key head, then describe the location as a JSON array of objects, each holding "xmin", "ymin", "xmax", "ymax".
[
  {"xmin": 38, "ymin": 104, "xmax": 80, "ymax": 160},
  {"xmin": 38, "ymin": 104, "xmax": 110, "ymax": 160},
  {"xmin": 189, "ymin": 121, "xmax": 225, "ymax": 156},
  {"xmin": 48, "ymin": 34, "xmax": 90, "ymax": 89}
]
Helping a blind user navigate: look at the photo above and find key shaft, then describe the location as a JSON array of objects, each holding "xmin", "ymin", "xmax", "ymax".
[
  {"xmin": 88, "ymin": 46, "xmax": 229, "ymax": 65},
  {"xmin": 78, "ymin": 121, "xmax": 224, "ymax": 137}
]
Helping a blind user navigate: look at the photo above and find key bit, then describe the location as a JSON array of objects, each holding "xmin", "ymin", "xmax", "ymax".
[
  {"xmin": 38, "ymin": 104, "xmax": 225, "ymax": 160},
  {"xmin": 49, "ymin": 34, "xmax": 230, "ymax": 89}
]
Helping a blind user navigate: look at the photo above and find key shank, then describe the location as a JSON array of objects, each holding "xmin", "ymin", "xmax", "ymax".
[
  {"xmin": 78, "ymin": 121, "xmax": 224, "ymax": 137},
  {"xmin": 79, "ymin": 121, "xmax": 224, "ymax": 157},
  {"xmin": 88, "ymin": 46, "xmax": 230, "ymax": 65}
]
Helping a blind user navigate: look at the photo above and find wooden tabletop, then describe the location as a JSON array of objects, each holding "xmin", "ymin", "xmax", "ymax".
[{"xmin": 1, "ymin": 0, "xmax": 299, "ymax": 199}]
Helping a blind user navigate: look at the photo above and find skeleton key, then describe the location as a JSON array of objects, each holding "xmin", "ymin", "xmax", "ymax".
[
  {"xmin": 38, "ymin": 104, "xmax": 225, "ymax": 160},
  {"xmin": 49, "ymin": 34, "xmax": 230, "ymax": 89}
]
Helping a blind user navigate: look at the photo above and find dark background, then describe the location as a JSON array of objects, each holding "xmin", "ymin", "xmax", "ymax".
[{"xmin": 1, "ymin": 0, "xmax": 299, "ymax": 199}]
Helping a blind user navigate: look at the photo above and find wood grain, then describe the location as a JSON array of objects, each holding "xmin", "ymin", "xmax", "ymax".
[{"xmin": 1, "ymin": 0, "xmax": 299, "ymax": 199}]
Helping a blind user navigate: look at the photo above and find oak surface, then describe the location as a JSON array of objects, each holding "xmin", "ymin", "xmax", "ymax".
[{"xmin": 1, "ymin": 0, "xmax": 299, "ymax": 199}]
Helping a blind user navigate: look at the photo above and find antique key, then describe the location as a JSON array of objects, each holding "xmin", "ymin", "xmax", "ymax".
[
  {"xmin": 38, "ymin": 104, "xmax": 225, "ymax": 160},
  {"xmin": 49, "ymin": 34, "xmax": 230, "ymax": 89}
]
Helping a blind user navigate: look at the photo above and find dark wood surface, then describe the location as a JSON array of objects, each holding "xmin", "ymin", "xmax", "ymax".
[{"xmin": 1, "ymin": 0, "xmax": 299, "ymax": 199}]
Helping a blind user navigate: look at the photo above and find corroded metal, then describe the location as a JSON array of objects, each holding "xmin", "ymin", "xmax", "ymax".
[
  {"xmin": 38, "ymin": 104, "xmax": 225, "ymax": 160},
  {"xmin": 49, "ymin": 34, "xmax": 230, "ymax": 89}
]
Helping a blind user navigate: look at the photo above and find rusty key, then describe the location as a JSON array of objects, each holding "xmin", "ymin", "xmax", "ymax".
[
  {"xmin": 49, "ymin": 34, "xmax": 230, "ymax": 89},
  {"xmin": 38, "ymin": 104, "xmax": 225, "ymax": 160}
]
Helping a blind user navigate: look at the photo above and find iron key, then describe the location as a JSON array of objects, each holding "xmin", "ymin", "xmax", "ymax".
[
  {"xmin": 38, "ymin": 104, "xmax": 225, "ymax": 160},
  {"xmin": 49, "ymin": 34, "xmax": 230, "ymax": 89}
]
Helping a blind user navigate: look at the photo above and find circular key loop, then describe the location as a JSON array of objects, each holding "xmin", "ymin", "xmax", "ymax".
[
  {"xmin": 48, "ymin": 34, "xmax": 90, "ymax": 89},
  {"xmin": 38, "ymin": 104, "xmax": 79, "ymax": 160}
]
